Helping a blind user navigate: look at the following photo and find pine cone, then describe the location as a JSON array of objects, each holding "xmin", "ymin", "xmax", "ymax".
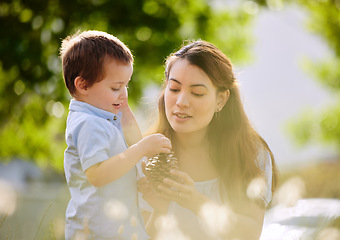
[{"xmin": 145, "ymin": 152, "xmax": 179, "ymax": 187}]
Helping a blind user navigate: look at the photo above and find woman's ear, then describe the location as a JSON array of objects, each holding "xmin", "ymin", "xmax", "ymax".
[
  {"xmin": 74, "ymin": 76, "xmax": 88, "ymax": 95},
  {"xmin": 216, "ymin": 89, "xmax": 230, "ymax": 111}
]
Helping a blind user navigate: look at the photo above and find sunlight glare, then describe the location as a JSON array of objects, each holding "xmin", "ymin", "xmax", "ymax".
[
  {"xmin": 0, "ymin": 179, "xmax": 17, "ymax": 216},
  {"xmin": 104, "ymin": 200, "xmax": 129, "ymax": 220},
  {"xmin": 199, "ymin": 202, "xmax": 233, "ymax": 238},
  {"xmin": 131, "ymin": 233, "xmax": 138, "ymax": 240},
  {"xmin": 247, "ymin": 176, "xmax": 267, "ymax": 201},
  {"xmin": 118, "ymin": 225, "xmax": 124, "ymax": 235},
  {"xmin": 155, "ymin": 214, "xmax": 189, "ymax": 240},
  {"xmin": 273, "ymin": 176, "xmax": 305, "ymax": 207},
  {"xmin": 52, "ymin": 101, "xmax": 65, "ymax": 118}
]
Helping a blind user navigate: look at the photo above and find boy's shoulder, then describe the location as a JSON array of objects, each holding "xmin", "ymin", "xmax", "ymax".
[{"xmin": 67, "ymin": 110, "xmax": 114, "ymax": 135}]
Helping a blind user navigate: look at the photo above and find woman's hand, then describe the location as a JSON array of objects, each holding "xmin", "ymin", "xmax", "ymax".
[
  {"xmin": 138, "ymin": 161, "xmax": 170, "ymax": 213},
  {"xmin": 157, "ymin": 169, "xmax": 210, "ymax": 214}
]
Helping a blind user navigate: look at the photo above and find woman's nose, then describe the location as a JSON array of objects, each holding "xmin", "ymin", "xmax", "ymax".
[{"xmin": 176, "ymin": 92, "xmax": 189, "ymax": 108}]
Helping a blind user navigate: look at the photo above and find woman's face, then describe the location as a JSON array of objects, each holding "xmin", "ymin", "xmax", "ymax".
[{"xmin": 164, "ymin": 58, "xmax": 224, "ymax": 135}]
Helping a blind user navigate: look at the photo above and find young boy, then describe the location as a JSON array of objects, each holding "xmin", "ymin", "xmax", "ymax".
[{"xmin": 60, "ymin": 30, "xmax": 171, "ymax": 240}]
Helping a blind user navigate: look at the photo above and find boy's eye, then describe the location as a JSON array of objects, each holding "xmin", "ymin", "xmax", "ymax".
[{"xmin": 192, "ymin": 92, "xmax": 204, "ymax": 97}]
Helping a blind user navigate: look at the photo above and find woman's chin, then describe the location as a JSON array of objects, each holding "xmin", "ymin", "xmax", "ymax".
[{"xmin": 169, "ymin": 124, "xmax": 191, "ymax": 134}]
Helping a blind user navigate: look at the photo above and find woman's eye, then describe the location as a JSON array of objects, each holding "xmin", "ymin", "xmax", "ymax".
[
  {"xmin": 169, "ymin": 88, "xmax": 179, "ymax": 92},
  {"xmin": 192, "ymin": 92, "xmax": 204, "ymax": 97},
  {"xmin": 111, "ymin": 88, "xmax": 120, "ymax": 91}
]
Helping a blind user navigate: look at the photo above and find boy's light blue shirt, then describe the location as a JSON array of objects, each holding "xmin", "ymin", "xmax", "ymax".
[{"xmin": 64, "ymin": 99, "xmax": 148, "ymax": 240}]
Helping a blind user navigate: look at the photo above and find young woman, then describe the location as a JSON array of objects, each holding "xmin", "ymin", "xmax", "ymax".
[{"xmin": 139, "ymin": 40, "xmax": 278, "ymax": 240}]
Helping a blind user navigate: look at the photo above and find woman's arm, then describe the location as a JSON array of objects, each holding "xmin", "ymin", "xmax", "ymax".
[
  {"xmin": 217, "ymin": 199, "xmax": 265, "ymax": 240},
  {"xmin": 137, "ymin": 169, "xmax": 171, "ymax": 239},
  {"xmin": 157, "ymin": 170, "xmax": 266, "ymax": 240}
]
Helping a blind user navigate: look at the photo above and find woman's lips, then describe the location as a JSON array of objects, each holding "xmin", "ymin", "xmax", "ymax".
[{"xmin": 173, "ymin": 112, "xmax": 192, "ymax": 120}]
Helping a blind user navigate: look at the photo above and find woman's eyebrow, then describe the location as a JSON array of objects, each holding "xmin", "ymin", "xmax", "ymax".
[
  {"xmin": 169, "ymin": 78, "xmax": 181, "ymax": 84},
  {"xmin": 169, "ymin": 78, "xmax": 207, "ymax": 88}
]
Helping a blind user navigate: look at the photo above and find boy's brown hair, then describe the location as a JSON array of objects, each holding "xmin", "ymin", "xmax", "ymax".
[{"xmin": 60, "ymin": 30, "xmax": 133, "ymax": 96}]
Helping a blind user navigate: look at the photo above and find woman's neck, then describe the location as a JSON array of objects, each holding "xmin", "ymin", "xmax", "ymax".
[
  {"xmin": 173, "ymin": 129, "xmax": 218, "ymax": 181},
  {"xmin": 173, "ymin": 129, "xmax": 208, "ymax": 150}
]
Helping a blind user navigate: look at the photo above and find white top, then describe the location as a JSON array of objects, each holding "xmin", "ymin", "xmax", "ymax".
[
  {"xmin": 64, "ymin": 100, "xmax": 148, "ymax": 240},
  {"xmin": 138, "ymin": 150, "xmax": 273, "ymax": 240}
]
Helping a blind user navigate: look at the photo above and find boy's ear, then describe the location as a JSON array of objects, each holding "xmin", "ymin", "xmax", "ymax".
[
  {"xmin": 74, "ymin": 76, "xmax": 88, "ymax": 95},
  {"xmin": 216, "ymin": 89, "xmax": 230, "ymax": 111}
]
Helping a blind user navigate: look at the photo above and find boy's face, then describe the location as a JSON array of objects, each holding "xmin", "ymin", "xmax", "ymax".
[{"xmin": 84, "ymin": 59, "xmax": 133, "ymax": 114}]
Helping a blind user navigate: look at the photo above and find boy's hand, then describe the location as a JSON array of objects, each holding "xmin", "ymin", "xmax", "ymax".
[{"xmin": 136, "ymin": 134, "xmax": 172, "ymax": 157}]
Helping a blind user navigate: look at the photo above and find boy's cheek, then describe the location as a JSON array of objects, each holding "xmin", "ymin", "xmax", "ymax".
[{"xmin": 121, "ymin": 98, "xmax": 128, "ymax": 107}]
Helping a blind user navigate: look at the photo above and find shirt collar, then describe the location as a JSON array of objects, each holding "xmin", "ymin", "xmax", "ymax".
[{"xmin": 69, "ymin": 99, "xmax": 122, "ymax": 122}]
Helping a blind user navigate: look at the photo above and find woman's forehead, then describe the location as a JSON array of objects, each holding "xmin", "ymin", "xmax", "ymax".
[{"xmin": 168, "ymin": 59, "xmax": 214, "ymax": 87}]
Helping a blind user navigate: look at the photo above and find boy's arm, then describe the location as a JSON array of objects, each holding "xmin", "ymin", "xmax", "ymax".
[
  {"xmin": 120, "ymin": 104, "xmax": 142, "ymax": 146},
  {"xmin": 85, "ymin": 134, "xmax": 171, "ymax": 187}
]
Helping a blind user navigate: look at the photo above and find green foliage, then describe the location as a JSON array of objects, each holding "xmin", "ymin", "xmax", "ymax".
[
  {"xmin": 254, "ymin": 0, "xmax": 340, "ymax": 152},
  {"xmin": 288, "ymin": 0, "xmax": 340, "ymax": 152},
  {"xmin": 287, "ymin": 102, "xmax": 340, "ymax": 148},
  {"xmin": 0, "ymin": 0, "xmax": 255, "ymax": 170},
  {"xmin": 300, "ymin": 57, "xmax": 340, "ymax": 93},
  {"xmin": 0, "ymin": 92, "xmax": 67, "ymax": 170}
]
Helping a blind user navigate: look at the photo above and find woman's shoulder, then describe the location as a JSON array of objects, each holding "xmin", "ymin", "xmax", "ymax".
[
  {"xmin": 256, "ymin": 146, "xmax": 274, "ymax": 206},
  {"xmin": 256, "ymin": 146, "xmax": 272, "ymax": 171}
]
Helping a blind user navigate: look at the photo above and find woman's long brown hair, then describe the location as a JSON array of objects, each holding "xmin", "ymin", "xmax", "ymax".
[{"xmin": 152, "ymin": 40, "xmax": 278, "ymax": 207}]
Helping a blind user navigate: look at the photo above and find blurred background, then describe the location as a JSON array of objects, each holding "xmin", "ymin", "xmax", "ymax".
[{"xmin": 0, "ymin": 0, "xmax": 339, "ymax": 239}]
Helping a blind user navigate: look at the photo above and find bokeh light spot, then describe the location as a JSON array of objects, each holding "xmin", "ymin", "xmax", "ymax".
[
  {"xmin": 105, "ymin": 200, "xmax": 129, "ymax": 220},
  {"xmin": 0, "ymin": 180, "xmax": 17, "ymax": 216},
  {"xmin": 143, "ymin": 1, "xmax": 159, "ymax": 15},
  {"xmin": 136, "ymin": 27, "xmax": 152, "ymax": 41},
  {"xmin": 14, "ymin": 80, "xmax": 25, "ymax": 95},
  {"xmin": 243, "ymin": 1, "xmax": 259, "ymax": 15},
  {"xmin": 51, "ymin": 18, "xmax": 65, "ymax": 33},
  {"xmin": 19, "ymin": 8, "xmax": 33, "ymax": 23},
  {"xmin": 52, "ymin": 101, "xmax": 65, "ymax": 118},
  {"xmin": 32, "ymin": 15, "xmax": 43, "ymax": 29},
  {"xmin": 199, "ymin": 202, "xmax": 232, "ymax": 238},
  {"xmin": 40, "ymin": 29, "xmax": 51, "ymax": 44},
  {"xmin": 274, "ymin": 176, "xmax": 306, "ymax": 207},
  {"xmin": 131, "ymin": 233, "xmax": 138, "ymax": 240},
  {"xmin": 247, "ymin": 176, "xmax": 267, "ymax": 201},
  {"xmin": 154, "ymin": 214, "xmax": 189, "ymax": 240}
]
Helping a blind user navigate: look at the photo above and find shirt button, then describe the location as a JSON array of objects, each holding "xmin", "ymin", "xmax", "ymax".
[{"xmin": 113, "ymin": 116, "xmax": 117, "ymax": 120}]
